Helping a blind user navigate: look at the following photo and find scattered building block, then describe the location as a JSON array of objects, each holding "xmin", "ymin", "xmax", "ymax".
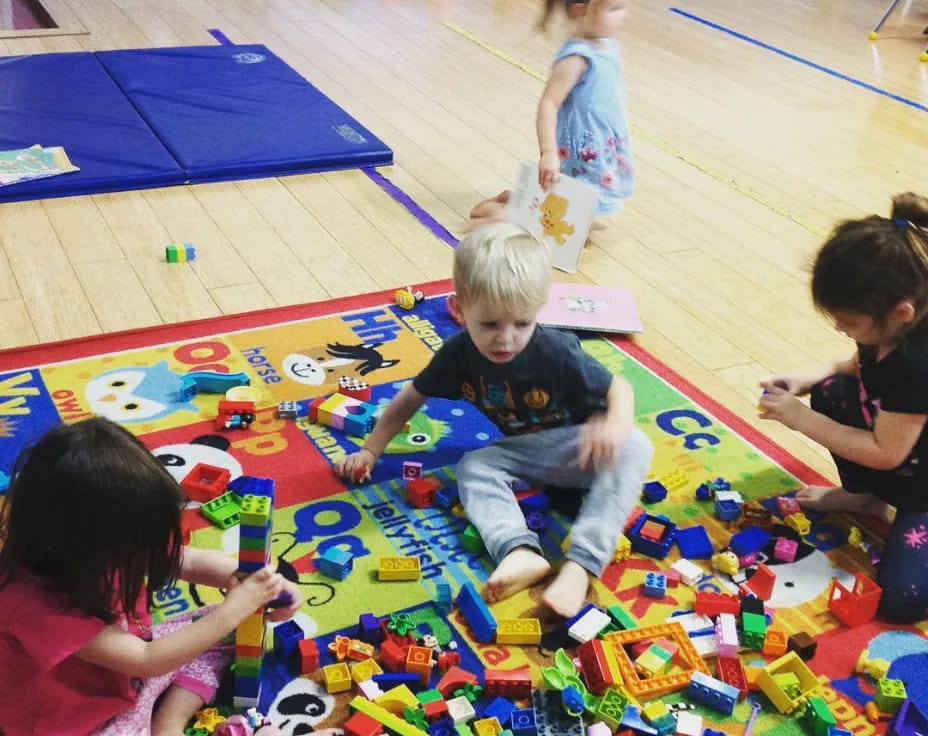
[
  {"xmin": 675, "ymin": 525, "xmax": 714, "ymax": 559},
  {"xmin": 774, "ymin": 537, "xmax": 799, "ymax": 562},
  {"xmin": 379, "ymin": 556, "xmax": 422, "ymax": 581},
  {"xmin": 324, "ymin": 663, "xmax": 352, "ymax": 693},
  {"xmin": 496, "ymin": 619, "xmax": 542, "ymax": 645},
  {"xmin": 687, "ymin": 672, "xmax": 738, "ymax": 714},
  {"xmin": 180, "ymin": 462, "xmax": 231, "ymax": 503},
  {"xmin": 568, "ymin": 605, "xmax": 611, "ymax": 643},
  {"xmin": 316, "ymin": 547, "xmax": 354, "ymax": 580},
  {"xmin": 457, "ymin": 582, "xmax": 497, "ymax": 643},
  {"xmin": 875, "ymin": 679, "xmax": 907, "ymax": 713},
  {"xmin": 671, "ymin": 559, "xmax": 705, "ymax": 587},
  {"xmin": 828, "ymin": 573, "xmax": 882, "ymax": 627}
]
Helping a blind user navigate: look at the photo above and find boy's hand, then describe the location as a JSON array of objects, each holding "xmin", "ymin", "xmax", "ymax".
[
  {"xmin": 538, "ymin": 151, "xmax": 561, "ymax": 191},
  {"xmin": 266, "ymin": 578, "xmax": 302, "ymax": 623},
  {"xmin": 579, "ymin": 413, "xmax": 623, "ymax": 470},
  {"xmin": 758, "ymin": 376, "xmax": 803, "ymax": 395},
  {"xmin": 222, "ymin": 567, "xmax": 285, "ymax": 622},
  {"xmin": 758, "ymin": 386, "xmax": 808, "ymax": 429},
  {"xmin": 334, "ymin": 448, "xmax": 375, "ymax": 483}
]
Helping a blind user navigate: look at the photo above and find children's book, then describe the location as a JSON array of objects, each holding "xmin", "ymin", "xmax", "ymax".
[
  {"xmin": 537, "ymin": 281, "xmax": 643, "ymax": 334},
  {"xmin": 0, "ymin": 145, "xmax": 79, "ymax": 187},
  {"xmin": 505, "ymin": 161, "xmax": 598, "ymax": 273}
]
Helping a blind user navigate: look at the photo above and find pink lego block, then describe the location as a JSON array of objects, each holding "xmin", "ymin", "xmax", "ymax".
[{"xmin": 774, "ymin": 537, "xmax": 798, "ymax": 562}]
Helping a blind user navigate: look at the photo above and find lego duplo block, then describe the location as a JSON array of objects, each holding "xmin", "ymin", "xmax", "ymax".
[
  {"xmin": 776, "ymin": 495, "xmax": 801, "ymax": 517},
  {"xmin": 239, "ymin": 493, "xmax": 272, "ymax": 526},
  {"xmin": 587, "ymin": 722, "xmax": 612, "ymax": 736},
  {"xmin": 642, "ymin": 478, "xmax": 668, "ymax": 503},
  {"xmin": 181, "ymin": 462, "xmax": 231, "ymax": 503},
  {"xmin": 201, "ymin": 491, "xmax": 242, "ymax": 529},
  {"xmin": 446, "ymin": 695, "xmax": 476, "ymax": 725},
  {"xmin": 324, "ymin": 663, "xmax": 352, "ymax": 693},
  {"xmin": 567, "ymin": 604, "xmax": 611, "ymax": 643},
  {"xmin": 339, "ymin": 375, "xmax": 372, "ymax": 402},
  {"xmin": 379, "ymin": 639, "xmax": 410, "ymax": 672},
  {"xmin": 351, "ymin": 657, "xmax": 384, "ymax": 684},
  {"xmin": 716, "ymin": 656, "xmax": 748, "ymax": 699},
  {"xmin": 316, "ymin": 547, "xmax": 354, "ymax": 580},
  {"xmin": 634, "ymin": 645, "xmax": 672, "ymax": 678},
  {"xmin": 379, "ymin": 556, "xmax": 422, "ymax": 581},
  {"xmin": 456, "ymin": 582, "xmax": 497, "ymax": 643},
  {"xmin": 510, "ymin": 707, "xmax": 537, "ymax": 736},
  {"xmin": 165, "ymin": 241, "xmax": 196, "ymax": 262},
  {"xmin": 642, "ymin": 572, "xmax": 667, "ymax": 598},
  {"xmin": 670, "ymin": 558, "xmax": 705, "ymax": 587},
  {"xmin": 828, "ymin": 573, "xmax": 882, "ymax": 627},
  {"xmin": 482, "ymin": 696, "xmax": 515, "ymax": 726},
  {"xmin": 273, "ymin": 620, "xmax": 304, "ymax": 659},
  {"xmin": 472, "ymin": 717, "xmax": 502, "ymax": 736},
  {"xmin": 730, "ymin": 525, "xmax": 771, "ymax": 557},
  {"xmin": 675, "ymin": 525, "xmax": 714, "ymax": 559},
  {"xmin": 715, "ymin": 613, "xmax": 739, "ymax": 658},
  {"xmin": 607, "ymin": 603, "xmax": 637, "ymax": 631},
  {"xmin": 802, "ymin": 696, "xmax": 837, "ymax": 736},
  {"xmin": 673, "ymin": 712, "xmax": 702, "ymax": 736},
  {"xmin": 826, "ymin": 730, "xmax": 853, "ymax": 736},
  {"xmin": 773, "ymin": 672, "xmax": 801, "ymax": 699},
  {"xmin": 628, "ymin": 514, "xmax": 677, "ymax": 559},
  {"xmin": 402, "ymin": 460, "xmax": 423, "ymax": 480},
  {"xmin": 376, "ymin": 684, "xmax": 419, "ymax": 715},
  {"xmin": 688, "ymin": 671, "xmax": 738, "ymax": 714},
  {"xmin": 639, "ymin": 519, "xmax": 667, "ymax": 541},
  {"xmin": 344, "ymin": 711, "xmax": 383, "ymax": 736},
  {"xmin": 298, "ymin": 638, "xmax": 319, "ymax": 673},
  {"xmin": 889, "ymin": 699, "xmax": 928, "ymax": 736},
  {"xmin": 405, "ymin": 645, "xmax": 434, "ymax": 684},
  {"xmin": 757, "ymin": 651, "xmax": 820, "ymax": 714},
  {"xmin": 715, "ymin": 498, "xmax": 741, "ymax": 521},
  {"xmin": 577, "ymin": 638, "xmax": 619, "ymax": 695},
  {"xmin": 694, "ymin": 591, "xmax": 740, "ymax": 617},
  {"xmin": 784, "ymin": 512, "xmax": 811, "ymax": 535},
  {"xmin": 437, "ymin": 666, "xmax": 479, "ymax": 698},
  {"xmin": 461, "ymin": 524, "xmax": 484, "ymax": 554},
  {"xmin": 484, "ymin": 667, "xmax": 531, "ymax": 699},
  {"xmin": 496, "ymin": 618, "xmax": 541, "ymax": 645},
  {"xmin": 741, "ymin": 611, "xmax": 767, "ymax": 650},
  {"xmin": 407, "ymin": 476, "xmax": 442, "ymax": 509},
  {"xmin": 763, "ymin": 628, "xmax": 788, "ymax": 657},
  {"xmin": 348, "ymin": 696, "xmax": 429, "ymax": 736},
  {"xmin": 591, "ymin": 688, "xmax": 628, "ymax": 733},
  {"xmin": 875, "ymin": 679, "xmax": 907, "ymax": 713},
  {"xmin": 774, "ymin": 537, "xmax": 799, "ymax": 562},
  {"xmin": 660, "ymin": 469, "xmax": 689, "ymax": 492},
  {"xmin": 532, "ymin": 690, "xmax": 583, "ymax": 736},
  {"xmin": 614, "ymin": 533, "xmax": 632, "ymax": 562},
  {"xmin": 317, "ymin": 393, "xmax": 349, "ymax": 429},
  {"xmin": 743, "ymin": 563, "xmax": 776, "ymax": 601},
  {"xmin": 228, "ymin": 475, "xmax": 275, "ymax": 499},
  {"xmin": 359, "ymin": 612, "xmax": 382, "ymax": 644},
  {"xmin": 741, "ymin": 503, "xmax": 774, "ymax": 529}
]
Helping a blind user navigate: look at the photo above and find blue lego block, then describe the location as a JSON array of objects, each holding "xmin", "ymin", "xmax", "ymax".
[
  {"xmin": 702, "ymin": 731, "xmax": 725, "ymax": 736},
  {"xmin": 687, "ymin": 671, "xmax": 738, "ymax": 715},
  {"xmin": 435, "ymin": 485, "xmax": 460, "ymax": 509},
  {"xmin": 273, "ymin": 619, "xmax": 304, "ymax": 658},
  {"xmin": 695, "ymin": 482, "xmax": 714, "ymax": 500},
  {"xmin": 619, "ymin": 705, "xmax": 657, "ymax": 736},
  {"xmin": 565, "ymin": 602, "xmax": 599, "ymax": 630},
  {"xmin": 642, "ymin": 479, "xmax": 668, "ymax": 503},
  {"xmin": 233, "ymin": 674, "xmax": 261, "ymax": 697},
  {"xmin": 482, "ymin": 696, "xmax": 516, "ymax": 726},
  {"xmin": 428, "ymin": 718, "xmax": 456, "ymax": 736},
  {"xmin": 0, "ymin": 470, "xmax": 9, "ymax": 495},
  {"xmin": 456, "ymin": 581, "xmax": 497, "ymax": 643},
  {"xmin": 228, "ymin": 475, "xmax": 275, "ymax": 500},
  {"xmin": 517, "ymin": 491, "xmax": 549, "ymax": 515},
  {"xmin": 712, "ymin": 477, "xmax": 732, "ymax": 491},
  {"xmin": 525, "ymin": 511, "xmax": 548, "ymax": 532},
  {"xmin": 186, "ymin": 369, "xmax": 250, "ymax": 393},
  {"xmin": 643, "ymin": 572, "xmax": 667, "ymax": 598},
  {"xmin": 675, "ymin": 525, "xmax": 714, "ymax": 559},
  {"xmin": 373, "ymin": 672, "xmax": 421, "ymax": 687},
  {"xmin": 434, "ymin": 582, "xmax": 453, "ymax": 615},
  {"xmin": 628, "ymin": 514, "xmax": 677, "ymax": 559},
  {"xmin": 715, "ymin": 498, "xmax": 741, "ymax": 521},
  {"xmin": 358, "ymin": 612, "xmax": 381, "ymax": 644},
  {"xmin": 315, "ymin": 547, "xmax": 353, "ymax": 580},
  {"xmin": 237, "ymin": 560, "xmax": 265, "ymax": 573},
  {"xmin": 239, "ymin": 522, "xmax": 272, "ymax": 540},
  {"xmin": 889, "ymin": 699, "xmax": 928, "ymax": 736},
  {"xmin": 826, "ymin": 729, "xmax": 853, "ymax": 736},
  {"xmin": 730, "ymin": 525, "xmax": 771, "ymax": 557},
  {"xmin": 510, "ymin": 707, "xmax": 537, "ymax": 736}
]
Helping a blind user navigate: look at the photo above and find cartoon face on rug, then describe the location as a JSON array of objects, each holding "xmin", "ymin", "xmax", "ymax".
[
  {"xmin": 86, "ymin": 361, "xmax": 196, "ymax": 423},
  {"xmin": 281, "ymin": 342, "xmax": 399, "ymax": 388},
  {"xmin": 267, "ymin": 678, "xmax": 336, "ymax": 735},
  {"xmin": 749, "ymin": 526, "xmax": 837, "ymax": 608},
  {"xmin": 365, "ymin": 405, "xmax": 450, "ymax": 454},
  {"xmin": 152, "ymin": 433, "xmax": 242, "ymax": 507}
]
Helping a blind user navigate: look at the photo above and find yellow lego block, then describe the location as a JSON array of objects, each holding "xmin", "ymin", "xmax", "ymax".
[
  {"xmin": 348, "ymin": 697, "xmax": 428, "ymax": 736},
  {"xmin": 473, "ymin": 717, "xmax": 502, "ymax": 735},
  {"xmin": 756, "ymin": 652, "xmax": 819, "ymax": 714},
  {"xmin": 745, "ymin": 665, "xmax": 764, "ymax": 690},
  {"xmin": 378, "ymin": 556, "xmax": 421, "ymax": 581},
  {"xmin": 323, "ymin": 663, "xmax": 351, "ymax": 693},
  {"xmin": 235, "ymin": 612, "xmax": 265, "ymax": 648},
  {"xmin": 375, "ymin": 684, "xmax": 418, "ymax": 714},
  {"xmin": 660, "ymin": 469, "xmax": 689, "ymax": 493},
  {"xmin": 317, "ymin": 393, "xmax": 349, "ymax": 427},
  {"xmin": 614, "ymin": 534, "xmax": 631, "ymax": 562},
  {"xmin": 784, "ymin": 512, "xmax": 811, "ymax": 536},
  {"xmin": 350, "ymin": 657, "xmax": 383, "ymax": 684},
  {"xmin": 496, "ymin": 619, "xmax": 542, "ymax": 645},
  {"xmin": 642, "ymin": 701, "xmax": 670, "ymax": 722}
]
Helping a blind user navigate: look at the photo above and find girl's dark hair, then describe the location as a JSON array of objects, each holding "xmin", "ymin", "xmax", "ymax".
[
  {"xmin": 0, "ymin": 417, "xmax": 184, "ymax": 622},
  {"xmin": 540, "ymin": 0, "xmax": 591, "ymax": 31},
  {"xmin": 812, "ymin": 193, "xmax": 928, "ymax": 324}
]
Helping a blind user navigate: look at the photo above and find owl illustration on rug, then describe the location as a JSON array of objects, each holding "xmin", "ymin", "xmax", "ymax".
[{"xmin": 85, "ymin": 361, "xmax": 197, "ymax": 423}]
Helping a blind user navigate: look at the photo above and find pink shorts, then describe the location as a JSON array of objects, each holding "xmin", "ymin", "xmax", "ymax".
[{"xmin": 94, "ymin": 606, "xmax": 234, "ymax": 735}]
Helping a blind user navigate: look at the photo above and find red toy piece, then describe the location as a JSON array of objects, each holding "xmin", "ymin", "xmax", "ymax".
[
  {"xmin": 828, "ymin": 573, "xmax": 882, "ymax": 627},
  {"xmin": 483, "ymin": 667, "xmax": 532, "ymax": 698},
  {"xmin": 694, "ymin": 591, "xmax": 740, "ymax": 618},
  {"xmin": 423, "ymin": 699, "xmax": 449, "ymax": 722},
  {"xmin": 180, "ymin": 463, "xmax": 231, "ymax": 503},
  {"xmin": 577, "ymin": 639, "xmax": 614, "ymax": 695},
  {"xmin": 344, "ymin": 711, "xmax": 382, "ymax": 736},
  {"xmin": 664, "ymin": 569, "xmax": 681, "ymax": 588},
  {"xmin": 437, "ymin": 650, "xmax": 461, "ymax": 672},
  {"xmin": 297, "ymin": 638, "xmax": 319, "ymax": 673},
  {"xmin": 624, "ymin": 505, "xmax": 646, "ymax": 533},
  {"xmin": 437, "ymin": 665, "xmax": 479, "ymax": 698},
  {"xmin": 406, "ymin": 476, "xmax": 442, "ymax": 509},
  {"xmin": 716, "ymin": 656, "xmax": 748, "ymax": 699},
  {"xmin": 741, "ymin": 564, "xmax": 776, "ymax": 601},
  {"xmin": 308, "ymin": 396, "xmax": 326, "ymax": 423},
  {"xmin": 776, "ymin": 496, "xmax": 801, "ymax": 517},
  {"xmin": 338, "ymin": 375, "xmax": 372, "ymax": 402},
  {"xmin": 379, "ymin": 639, "xmax": 409, "ymax": 672}
]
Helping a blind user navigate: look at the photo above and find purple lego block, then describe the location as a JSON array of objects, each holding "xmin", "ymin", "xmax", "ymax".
[
  {"xmin": 889, "ymin": 699, "xmax": 928, "ymax": 736},
  {"xmin": 525, "ymin": 511, "xmax": 548, "ymax": 532},
  {"xmin": 358, "ymin": 612, "xmax": 381, "ymax": 645}
]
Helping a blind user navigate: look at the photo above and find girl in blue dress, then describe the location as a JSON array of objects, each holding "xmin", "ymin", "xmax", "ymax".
[{"xmin": 471, "ymin": 0, "xmax": 633, "ymax": 225}]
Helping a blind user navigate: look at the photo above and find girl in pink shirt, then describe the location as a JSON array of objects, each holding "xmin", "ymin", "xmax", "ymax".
[{"xmin": 0, "ymin": 418, "xmax": 300, "ymax": 736}]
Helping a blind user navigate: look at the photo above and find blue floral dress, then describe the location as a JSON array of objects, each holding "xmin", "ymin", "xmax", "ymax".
[{"xmin": 554, "ymin": 38, "xmax": 633, "ymax": 215}]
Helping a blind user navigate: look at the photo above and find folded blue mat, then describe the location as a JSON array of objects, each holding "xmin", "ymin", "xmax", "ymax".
[
  {"xmin": 97, "ymin": 44, "xmax": 393, "ymax": 183},
  {"xmin": 0, "ymin": 52, "xmax": 184, "ymax": 203}
]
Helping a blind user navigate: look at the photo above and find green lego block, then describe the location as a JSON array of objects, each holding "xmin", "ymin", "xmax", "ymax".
[
  {"xmin": 165, "ymin": 244, "xmax": 181, "ymax": 263},
  {"xmin": 773, "ymin": 672, "xmax": 801, "ymax": 699},
  {"xmin": 461, "ymin": 524, "xmax": 484, "ymax": 554},
  {"xmin": 607, "ymin": 603, "xmax": 637, "ymax": 631},
  {"xmin": 235, "ymin": 663, "xmax": 261, "ymax": 679},
  {"xmin": 234, "ymin": 655, "xmax": 262, "ymax": 670},
  {"xmin": 874, "ymin": 678, "xmax": 906, "ymax": 713},
  {"xmin": 201, "ymin": 491, "xmax": 242, "ymax": 529},
  {"xmin": 240, "ymin": 494, "xmax": 271, "ymax": 526},
  {"xmin": 595, "ymin": 687, "xmax": 629, "ymax": 731},
  {"xmin": 239, "ymin": 535, "xmax": 269, "ymax": 551},
  {"xmin": 455, "ymin": 724, "xmax": 473, "ymax": 736},
  {"xmin": 416, "ymin": 688, "xmax": 443, "ymax": 705},
  {"xmin": 801, "ymin": 696, "xmax": 836, "ymax": 736},
  {"xmin": 742, "ymin": 611, "xmax": 767, "ymax": 650}
]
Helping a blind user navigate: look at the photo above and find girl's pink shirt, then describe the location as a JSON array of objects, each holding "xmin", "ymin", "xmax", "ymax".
[{"xmin": 0, "ymin": 569, "xmax": 139, "ymax": 735}]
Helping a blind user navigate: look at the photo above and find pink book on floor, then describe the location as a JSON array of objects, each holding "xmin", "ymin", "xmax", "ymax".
[{"xmin": 537, "ymin": 282, "xmax": 643, "ymax": 334}]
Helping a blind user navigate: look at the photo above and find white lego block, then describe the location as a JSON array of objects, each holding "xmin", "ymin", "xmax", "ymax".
[
  {"xmin": 357, "ymin": 679, "xmax": 384, "ymax": 700},
  {"xmin": 447, "ymin": 695, "xmax": 476, "ymax": 724},
  {"xmin": 715, "ymin": 490, "xmax": 743, "ymax": 504},
  {"xmin": 567, "ymin": 607, "xmax": 611, "ymax": 644},
  {"xmin": 671, "ymin": 559, "xmax": 705, "ymax": 587},
  {"xmin": 588, "ymin": 722, "xmax": 613, "ymax": 736},
  {"xmin": 675, "ymin": 711, "xmax": 703, "ymax": 736},
  {"xmin": 667, "ymin": 612, "xmax": 714, "ymax": 635},
  {"xmin": 691, "ymin": 632, "xmax": 719, "ymax": 658}
]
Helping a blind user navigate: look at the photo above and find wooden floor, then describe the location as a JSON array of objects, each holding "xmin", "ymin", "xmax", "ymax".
[{"xmin": 1, "ymin": 0, "xmax": 927, "ymax": 479}]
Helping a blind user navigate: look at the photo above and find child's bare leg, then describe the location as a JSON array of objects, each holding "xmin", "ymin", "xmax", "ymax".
[
  {"xmin": 151, "ymin": 686, "xmax": 205, "ymax": 736},
  {"xmin": 541, "ymin": 560, "xmax": 590, "ymax": 618},
  {"xmin": 797, "ymin": 486, "xmax": 891, "ymax": 519},
  {"xmin": 484, "ymin": 546, "xmax": 551, "ymax": 604}
]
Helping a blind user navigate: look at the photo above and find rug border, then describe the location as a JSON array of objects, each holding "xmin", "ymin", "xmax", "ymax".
[{"xmin": 0, "ymin": 278, "xmax": 829, "ymax": 485}]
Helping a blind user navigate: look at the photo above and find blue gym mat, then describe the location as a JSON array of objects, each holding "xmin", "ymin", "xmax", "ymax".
[
  {"xmin": 0, "ymin": 44, "xmax": 392, "ymax": 203},
  {"xmin": 97, "ymin": 44, "xmax": 393, "ymax": 183},
  {"xmin": 0, "ymin": 52, "xmax": 184, "ymax": 204}
]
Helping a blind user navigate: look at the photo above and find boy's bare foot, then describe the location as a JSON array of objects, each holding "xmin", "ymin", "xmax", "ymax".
[
  {"xmin": 541, "ymin": 560, "xmax": 591, "ymax": 618},
  {"xmin": 484, "ymin": 547, "xmax": 551, "ymax": 604},
  {"xmin": 796, "ymin": 486, "xmax": 890, "ymax": 518}
]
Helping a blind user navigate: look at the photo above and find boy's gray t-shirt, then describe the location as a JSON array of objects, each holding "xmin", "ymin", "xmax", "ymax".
[{"xmin": 413, "ymin": 326, "xmax": 613, "ymax": 436}]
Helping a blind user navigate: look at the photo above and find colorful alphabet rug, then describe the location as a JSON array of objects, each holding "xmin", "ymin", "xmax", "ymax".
[{"xmin": 1, "ymin": 283, "xmax": 925, "ymax": 735}]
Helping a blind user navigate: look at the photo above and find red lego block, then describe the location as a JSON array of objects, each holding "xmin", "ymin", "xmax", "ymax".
[
  {"xmin": 379, "ymin": 639, "xmax": 409, "ymax": 672},
  {"xmin": 344, "ymin": 711, "xmax": 382, "ymax": 736},
  {"xmin": 437, "ymin": 650, "xmax": 460, "ymax": 672},
  {"xmin": 483, "ymin": 667, "xmax": 532, "ymax": 698},
  {"xmin": 298, "ymin": 638, "xmax": 319, "ymax": 673},
  {"xmin": 624, "ymin": 505, "xmax": 646, "ymax": 533},
  {"xmin": 406, "ymin": 476, "xmax": 442, "ymax": 509},
  {"xmin": 694, "ymin": 591, "xmax": 740, "ymax": 618},
  {"xmin": 664, "ymin": 569, "xmax": 681, "ymax": 587},
  {"xmin": 423, "ymin": 699, "xmax": 449, "ymax": 722},
  {"xmin": 379, "ymin": 619, "xmax": 415, "ymax": 647},
  {"xmin": 577, "ymin": 638, "xmax": 614, "ymax": 695},
  {"xmin": 437, "ymin": 665, "xmax": 479, "ymax": 698},
  {"xmin": 639, "ymin": 519, "xmax": 666, "ymax": 542},
  {"xmin": 180, "ymin": 462, "xmax": 231, "ymax": 503},
  {"xmin": 218, "ymin": 399, "xmax": 256, "ymax": 415},
  {"xmin": 828, "ymin": 573, "xmax": 882, "ymax": 627},
  {"xmin": 741, "ymin": 563, "xmax": 776, "ymax": 601},
  {"xmin": 308, "ymin": 396, "xmax": 326, "ymax": 423},
  {"xmin": 716, "ymin": 656, "xmax": 748, "ymax": 699},
  {"xmin": 338, "ymin": 376, "xmax": 372, "ymax": 402},
  {"xmin": 776, "ymin": 496, "xmax": 801, "ymax": 517}
]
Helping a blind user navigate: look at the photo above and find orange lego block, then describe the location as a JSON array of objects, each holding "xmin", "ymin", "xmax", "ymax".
[
  {"xmin": 405, "ymin": 645, "xmax": 434, "ymax": 684},
  {"xmin": 639, "ymin": 520, "xmax": 666, "ymax": 542},
  {"xmin": 603, "ymin": 622, "xmax": 711, "ymax": 699},
  {"xmin": 763, "ymin": 629, "xmax": 788, "ymax": 657}
]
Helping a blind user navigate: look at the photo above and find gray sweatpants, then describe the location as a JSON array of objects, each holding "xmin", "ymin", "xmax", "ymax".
[{"xmin": 456, "ymin": 425, "xmax": 653, "ymax": 576}]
